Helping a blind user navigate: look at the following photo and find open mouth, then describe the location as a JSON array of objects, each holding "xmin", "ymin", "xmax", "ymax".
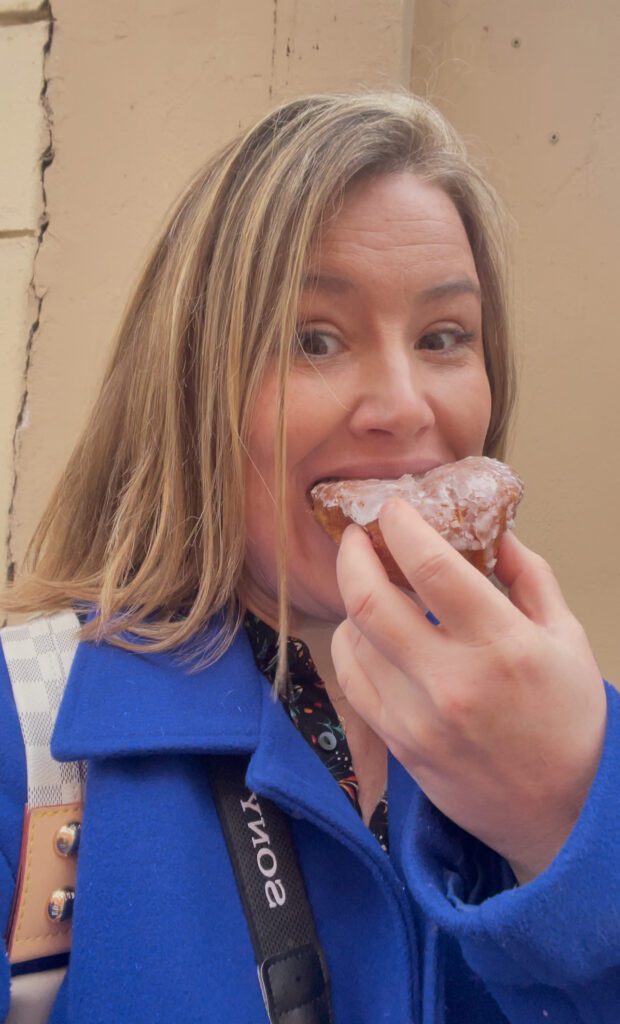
[
  {"xmin": 310, "ymin": 476, "xmax": 340, "ymax": 489},
  {"xmin": 306, "ymin": 474, "xmax": 391, "ymax": 510},
  {"xmin": 309, "ymin": 472, "xmax": 403, "ymax": 491},
  {"xmin": 306, "ymin": 478, "xmax": 337, "ymax": 508},
  {"xmin": 305, "ymin": 462, "xmax": 444, "ymax": 510}
]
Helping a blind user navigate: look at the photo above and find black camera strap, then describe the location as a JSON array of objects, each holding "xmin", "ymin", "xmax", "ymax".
[{"xmin": 207, "ymin": 755, "xmax": 333, "ymax": 1024}]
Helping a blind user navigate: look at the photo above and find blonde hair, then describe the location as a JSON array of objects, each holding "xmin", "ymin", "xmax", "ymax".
[{"xmin": 5, "ymin": 91, "xmax": 516, "ymax": 682}]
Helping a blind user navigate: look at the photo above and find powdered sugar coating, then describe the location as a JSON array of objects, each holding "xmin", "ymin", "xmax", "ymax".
[{"xmin": 311, "ymin": 456, "xmax": 523, "ymax": 573}]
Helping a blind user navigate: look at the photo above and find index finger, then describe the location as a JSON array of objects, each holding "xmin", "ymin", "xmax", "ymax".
[
  {"xmin": 336, "ymin": 522, "xmax": 443, "ymax": 674},
  {"xmin": 378, "ymin": 497, "xmax": 515, "ymax": 639}
]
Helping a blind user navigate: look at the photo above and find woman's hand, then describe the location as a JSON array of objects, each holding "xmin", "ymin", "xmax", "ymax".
[{"xmin": 331, "ymin": 499, "xmax": 607, "ymax": 883}]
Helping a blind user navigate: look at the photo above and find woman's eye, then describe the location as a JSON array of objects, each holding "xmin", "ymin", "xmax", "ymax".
[
  {"xmin": 296, "ymin": 330, "xmax": 343, "ymax": 358},
  {"xmin": 417, "ymin": 329, "xmax": 476, "ymax": 352}
]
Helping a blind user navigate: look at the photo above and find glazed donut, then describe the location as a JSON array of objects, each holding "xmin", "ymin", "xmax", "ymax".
[{"xmin": 310, "ymin": 456, "xmax": 524, "ymax": 588}]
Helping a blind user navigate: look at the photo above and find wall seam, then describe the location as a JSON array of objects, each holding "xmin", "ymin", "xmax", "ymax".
[
  {"xmin": 269, "ymin": 0, "xmax": 278, "ymax": 100},
  {"xmin": 400, "ymin": 0, "xmax": 416, "ymax": 86},
  {"xmin": 5, "ymin": 3, "xmax": 54, "ymax": 584}
]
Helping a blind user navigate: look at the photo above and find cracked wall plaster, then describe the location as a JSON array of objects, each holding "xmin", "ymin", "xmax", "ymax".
[
  {"xmin": 0, "ymin": 20, "xmax": 50, "ymax": 228},
  {"xmin": 7, "ymin": 0, "xmax": 413, "ymax": 586},
  {"xmin": 1, "ymin": 7, "xmax": 52, "ymax": 592}
]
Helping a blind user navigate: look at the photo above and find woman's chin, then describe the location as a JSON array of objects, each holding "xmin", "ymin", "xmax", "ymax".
[{"xmin": 288, "ymin": 571, "xmax": 346, "ymax": 627}]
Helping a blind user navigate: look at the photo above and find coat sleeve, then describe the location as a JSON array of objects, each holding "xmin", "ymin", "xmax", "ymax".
[
  {"xmin": 0, "ymin": 646, "xmax": 28, "ymax": 1023},
  {"xmin": 396, "ymin": 680, "xmax": 620, "ymax": 1024}
]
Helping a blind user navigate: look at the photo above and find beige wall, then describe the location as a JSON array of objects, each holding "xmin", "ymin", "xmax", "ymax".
[
  {"xmin": 4, "ymin": 0, "xmax": 412, "ymax": 573},
  {"xmin": 2, "ymin": 1, "xmax": 618, "ymax": 679},
  {"xmin": 0, "ymin": 0, "xmax": 50, "ymax": 582},
  {"xmin": 411, "ymin": 0, "xmax": 620, "ymax": 680}
]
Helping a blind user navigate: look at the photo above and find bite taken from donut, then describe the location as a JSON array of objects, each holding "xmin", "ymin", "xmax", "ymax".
[{"xmin": 310, "ymin": 456, "xmax": 524, "ymax": 588}]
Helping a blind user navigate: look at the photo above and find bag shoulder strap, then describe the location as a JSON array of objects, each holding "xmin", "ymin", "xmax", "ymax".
[
  {"xmin": 1, "ymin": 611, "xmax": 84, "ymax": 809},
  {"xmin": 208, "ymin": 755, "xmax": 334, "ymax": 1024},
  {"xmin": 1, "ymin": 610, "xmax": 84, "ymax": 1011}
]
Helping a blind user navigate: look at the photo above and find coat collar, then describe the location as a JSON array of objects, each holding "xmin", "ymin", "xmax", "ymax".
[
  {"xmin": 51, "ymin": 626, "xmax": 264, "ymax": 761},
  {"xmin": 246, "ymin": 676, "xmax": 377, "ymax": 854},
  {"xmin": 50, "ymin": 621, "xmax": 384, "ymax": 857}
]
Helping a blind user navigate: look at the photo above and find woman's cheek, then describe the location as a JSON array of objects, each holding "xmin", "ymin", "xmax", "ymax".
[{"xmin": 439, "ymin": 368, "xmax": 491, "ymax": 455}]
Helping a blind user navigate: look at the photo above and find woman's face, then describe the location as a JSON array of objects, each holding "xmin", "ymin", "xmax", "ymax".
[{"xmin": 243, "ymin": 172, "xmax": 492, "ymax": 627}]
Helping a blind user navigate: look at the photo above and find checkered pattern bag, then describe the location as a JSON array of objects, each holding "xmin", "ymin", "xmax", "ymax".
[{"xmin": 1, "ymin": 611, "xmax": 85, "ymax": 808}]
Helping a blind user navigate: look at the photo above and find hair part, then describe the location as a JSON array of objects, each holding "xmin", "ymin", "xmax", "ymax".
[{"xmin": 4, "ymin": 90, "xmax": 517, "ymax": 687}]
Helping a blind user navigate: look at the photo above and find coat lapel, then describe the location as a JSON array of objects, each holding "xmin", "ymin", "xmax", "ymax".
[
  {"xmin": 51, "ymin": 627, "xmax": 264, "ymax": 761},
  {"xmin": 247, "ymin": 679, "xmax": 389, "ymax": 859},
  {"xmin": 47, "ymin": 621, "xmax": 423, "ymax": 1023},
  {"xmin": 51, "ymin": 621, "xmax": 382, "ymax": 856},
  {"xmin": 52, "ymin": 623, "xmax": 397, "ymax": 865}
]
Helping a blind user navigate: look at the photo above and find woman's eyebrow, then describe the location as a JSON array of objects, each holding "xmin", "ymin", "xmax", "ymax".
[
  {"xmin": 420, "ymin": 278, "xmax": 481, "ymax": 302},
  {"xmin": 302, "ymin": 271, "xmax": 355, "ymax": 294},
  {"xmin": 301, "ymin": 273, "xmax": 481, "ymax": 301}
]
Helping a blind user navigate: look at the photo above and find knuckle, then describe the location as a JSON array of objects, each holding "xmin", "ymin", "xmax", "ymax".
[
  {"xmin": 330, "ymin": 622, "xmax": 347, "ymax": 662},
  {"xmin": 483, "ymin": 632, "xmax": 544, "ymax": 691},
  {"xmin": 375, "ymin": 705, "xmax": 397, "ymax": 742},
  {"xmin": 411, "ymin": 551, "xmax": 448, "ymax": 590},
  {"xmin": 432, "ymin": 682, "xmax": 476, "ymax": 727},
  {"xmin": 331, "ymin": 621, "xmax": 367, "ymax": 691},
  {"xmin": 397, "ymin": 720, "xmax": 442, "ymax": 769},
  {"xmin": 334, "ymin": 665, "xmax": 353, "ymax": 695},
  {"xmin": 530, "ymin": 551, "xmax": 554, "ymax": 577},
  {"xmin": 348, "ymin": 585, "xmax": 378, "ymax": 630},
  {"xmin": 388, "ymin": 736, "xmax": 414, "ymax": 768},
  {"xmin": 330, "ymin": 632, "xmax": 352, "ymax": 692},
  {"xmin": 344, "ymin": 617, "xmax": 365, "ymax": 655},
  {"xmin": 566, "ymin": 615, "xmax": 589, "ymax": 649},
  {"xmin": 495, "ymin": 634, "xmax": 537, "ymax": 678},
  {"xmin": 529, "ymin": 552, "xmax": 564, "ymax": 600}
]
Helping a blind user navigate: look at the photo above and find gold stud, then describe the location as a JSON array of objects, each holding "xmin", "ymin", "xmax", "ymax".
[
  {"xmin": 54, "ymin": 821, "xmax": 81, "ymax": 858},
  {"xmin": 47, "ymin": 887, "xmax": 75, "ymax": 923}
]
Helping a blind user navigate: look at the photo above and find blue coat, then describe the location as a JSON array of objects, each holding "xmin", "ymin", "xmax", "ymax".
[{"xmin": 1, "ymin": 626, "xmax": 618, "ymax": 1022}]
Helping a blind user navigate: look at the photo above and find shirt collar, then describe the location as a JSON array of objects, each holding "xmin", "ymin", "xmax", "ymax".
[{"xmin": 242, "ymin": 611, "xmax": 323, "ymax": 692}]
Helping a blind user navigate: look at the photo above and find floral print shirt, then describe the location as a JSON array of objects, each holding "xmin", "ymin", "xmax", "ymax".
[{"xmin": 243, "ymin": 611, "xmax": 388, "ymax": 852}]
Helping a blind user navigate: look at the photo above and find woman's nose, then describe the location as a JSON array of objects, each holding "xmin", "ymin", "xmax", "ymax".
[{"xmin": 347, "ymin": 346, "xmax": 436, "ymax": 439}]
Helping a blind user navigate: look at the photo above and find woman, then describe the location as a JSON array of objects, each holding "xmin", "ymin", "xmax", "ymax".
[{"xmin": 1, "ymin": 92, "xmax": 617, "ymax": 1023}]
